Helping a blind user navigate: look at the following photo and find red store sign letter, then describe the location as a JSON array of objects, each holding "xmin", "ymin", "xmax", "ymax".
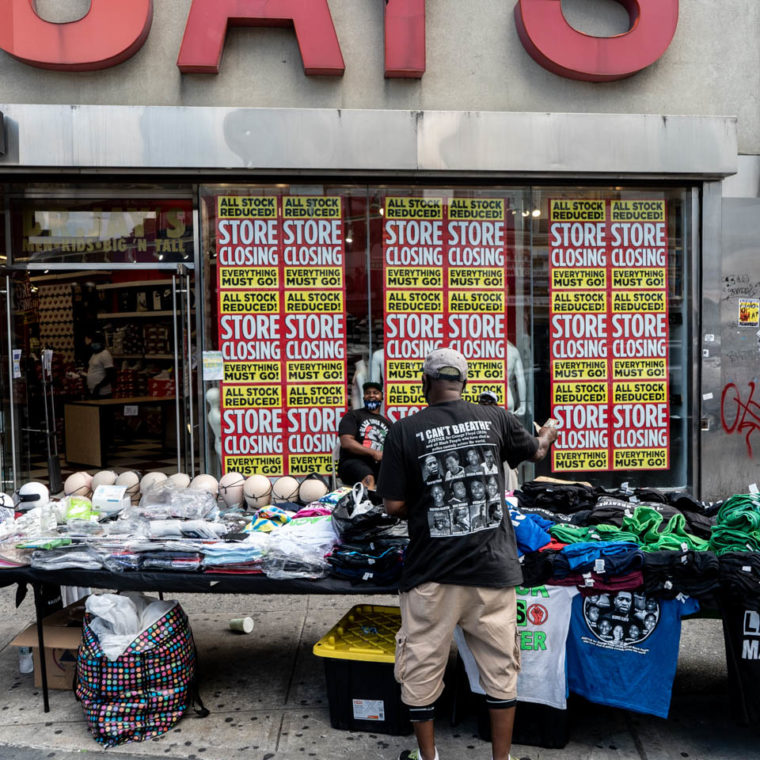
[
  {"xmin": 514, "ymin": 0, "xmax": 679, "ymax": 82},
  {"xmin": 177, "ymin": 0, "xmax": 344, "ymax": 75},
  {"xmin": 0, "ymin": 0, "xmax": 152, "ymax": 70},
  {"xmin": 385, "ymin": 0, "xmax": 425, "ymax": 78}
]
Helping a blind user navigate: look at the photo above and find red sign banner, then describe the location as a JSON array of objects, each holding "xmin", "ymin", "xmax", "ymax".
[
  {"xmin": 382, "ymin": 197, "xmax": 511, "ymax": 423},
  {"xmin": 216, "ymin": 195, "xmax": 347, "ymax": 477},
  {"xmin": 549, "ymin": 199, "xmax": 670, "ymax": 472}
]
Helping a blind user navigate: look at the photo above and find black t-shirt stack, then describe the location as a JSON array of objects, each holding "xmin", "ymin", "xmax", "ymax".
[{"xmin": 377, "ymin": 400, "xmax": 538, "ymax": 592}]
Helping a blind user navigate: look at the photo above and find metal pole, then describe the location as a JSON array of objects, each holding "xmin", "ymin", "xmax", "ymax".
[
  {"xmin": 171, "ymin": 275, "xmax": 182, "ymax": 473},
  {"xmin": 5, "ymin": 275, "xmax": 18, "ymax": 491},
  {"xmin": 185, "ymin": 273, "xmax": 195, "ymax": 478}
]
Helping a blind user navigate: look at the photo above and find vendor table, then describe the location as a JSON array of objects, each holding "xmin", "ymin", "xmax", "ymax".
[{"xmin": 0, "ymin": 567, "xmax": 399, "ymax": 712}]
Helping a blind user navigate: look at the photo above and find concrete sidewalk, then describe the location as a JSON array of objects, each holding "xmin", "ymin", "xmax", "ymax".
[{"xmin": 0, "ymin": 586, "xmax": 757, "ymax": 760}]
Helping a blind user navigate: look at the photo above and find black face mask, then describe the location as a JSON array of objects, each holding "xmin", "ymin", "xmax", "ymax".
[
  {"xmin": 90, "ymin": 342, "xmax": 104, "ymax": 353},
  {"xmin": 365, "ymin": 399, "xmax": 381, "ymax": 411}
]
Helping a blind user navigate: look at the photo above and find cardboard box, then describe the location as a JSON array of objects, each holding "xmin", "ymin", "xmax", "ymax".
[{"xmin": 10, "ymin": 601, "xmax": 86, "ymax": 690}]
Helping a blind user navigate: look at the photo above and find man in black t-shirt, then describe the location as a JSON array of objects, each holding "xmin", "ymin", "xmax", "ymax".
[
  {"xmin": 337, "ymin": 381, "xmax": 391, "ymax": 489},
  {"xmin": 377, "ymin": 348, "xmax": 557, "ymax": 760}
]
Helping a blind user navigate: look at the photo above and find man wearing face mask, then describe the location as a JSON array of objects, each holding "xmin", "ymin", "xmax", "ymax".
[
  {"xmin": 377, "ymin": 348, "xmax": 557, "ymax": 760},
  {"xmin": 85, "ymin": 331, "xmax": 115, "ymax": 399},
  {"xmin": 337, "ymin": 380, "xmax": 391, "ymax": 490}
]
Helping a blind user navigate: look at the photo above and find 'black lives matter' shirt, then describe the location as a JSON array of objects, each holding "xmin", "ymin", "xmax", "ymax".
[
  {"xmin": 377, "ymin": 400, "xmax": 538, "ymax": 592},
  {"xmin": 337, "ymin": 408, "xmax": 392, "ymax": 465}
]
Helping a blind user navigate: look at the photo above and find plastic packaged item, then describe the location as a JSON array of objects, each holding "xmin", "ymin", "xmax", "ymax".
[
  {"xmin": 132, "ymin": 483, "xmax": 218, "ymax": 521},
  {"xmin": 262, "ymin": 516, "xmax": 338, "ymax": 579},
  {"xmin": 331, "ymin": 483, "xmax": 404, "ymax": 542},
  {"xmin": 18, "ymin": 646, "xmax": 34, "ymax": 674}
]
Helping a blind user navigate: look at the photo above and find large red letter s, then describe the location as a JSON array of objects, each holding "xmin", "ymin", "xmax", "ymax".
[
  {"xmin": 514, "ymin": 0, "xmax": 678, "ymax": 82},
  {"xmin": 177, "ymin": 0, "xmax": 344, "ymax": 75},
  {"xmin": 0, "ymin": 0, "xmax": 152, "ymax": 71}
]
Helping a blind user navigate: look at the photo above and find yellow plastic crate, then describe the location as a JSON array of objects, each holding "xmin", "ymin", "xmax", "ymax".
[{"xmin": 313, "ymin": 604, "xmax": 400, "ymax": 664}]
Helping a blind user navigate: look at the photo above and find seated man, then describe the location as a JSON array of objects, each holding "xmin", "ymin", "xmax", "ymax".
[{"xmin": 337, "ymin": 381, "xmax": 391, "ymax": 489}]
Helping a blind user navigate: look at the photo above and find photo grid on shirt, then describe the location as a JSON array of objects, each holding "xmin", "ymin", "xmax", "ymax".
[
  {"xmin": 581, "ymin": 590, "xmax": 661, "ymax": 649},
  {"xmin": 419, "ymin": 421, "xmax": 504, "ymax": 537}
]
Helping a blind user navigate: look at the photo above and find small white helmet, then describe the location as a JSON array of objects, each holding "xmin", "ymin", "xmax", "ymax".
[
  {"xmin": 243, "ymin": 474, "xmax": 272, "ymax": 509},
  {"xmin": 218, "ymin": 471, "xmax": 246, "ymax": 508},
  {"xmin": 299, "ymin": 475, "xmax": 330, "ymax": 505},
  {"xmin": 271, "ymin": 476, "xmax": 300, "ymax": 505},
  {"xmin": 92, "ymin": 470, "xmax": 118, "ymax": 490},
  {"xmin": 64, "ymin": 471, "xmax": 93, "ymax": 498},
  {"xmin": 13, "ymin": 482, "xmax": 50, "ymax": 511},
  {"xmin": 115, "ymin": 471, "xmax": 141, "ymax": 501},
  {"xmin": 0, "ymin": 493, "xmax": 15, "ymax": 509},
  {"xmin": 167, "ymin": 472, "xmax": 191, "ymax": 489},
  {"xmin": 189, "ymin": 473, "xmax": 219, "ymax": 496},
  {"xmin": 140, "ymin": 471, "xmax": 168, "ymax": 494}
]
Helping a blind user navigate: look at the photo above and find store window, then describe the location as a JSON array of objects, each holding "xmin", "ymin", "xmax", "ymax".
[{"xmin": 199, "ymin": 184, "xmax": 692, "ymax": 491}]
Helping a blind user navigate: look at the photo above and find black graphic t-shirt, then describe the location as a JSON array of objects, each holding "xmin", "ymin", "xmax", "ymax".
[
  {"xmin": 377, "ymin": 400, "xmax": 538, "ymax": 591},
  {"xmin": 338, "ymin": 409, "xmax": 391, "ymax": 464}
]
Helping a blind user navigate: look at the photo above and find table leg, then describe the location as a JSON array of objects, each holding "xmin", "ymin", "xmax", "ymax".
[{"xmin": 32, "ymin": 582, "xmax": 50, "ymax": 713}]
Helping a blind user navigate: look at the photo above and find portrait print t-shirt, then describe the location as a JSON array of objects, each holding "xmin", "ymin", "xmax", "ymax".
[{"xmin": 378, "ymin": 400, "xmax": 538, "ymax": 592}]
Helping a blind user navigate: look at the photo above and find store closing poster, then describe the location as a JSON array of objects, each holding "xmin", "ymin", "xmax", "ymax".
[
  {"xmin": 216, "ymin": 195, "xmax": 347, "ymax": 477},
  {"xmin": 382, "ymin": 197, "xmax": 511, "ymax": 422},
  {"xmin": 549, "ymin": 199, "xmax": 669, "ymax": 472}
]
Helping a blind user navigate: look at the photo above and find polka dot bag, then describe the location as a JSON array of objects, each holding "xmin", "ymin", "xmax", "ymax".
[{"xmin": 76, "ymin": 601, "xmax": 207, "ymax": 747}]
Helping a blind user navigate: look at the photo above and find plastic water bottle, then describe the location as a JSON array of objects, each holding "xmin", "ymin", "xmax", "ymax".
[{"xmin": 18, "ymin": 646, "xmax": 34, "ymax": 674}]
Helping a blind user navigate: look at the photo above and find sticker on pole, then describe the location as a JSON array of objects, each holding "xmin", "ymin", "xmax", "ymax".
[{"xmin": 352, "ymin": 699, "xmax": 385, "ymax": 721}]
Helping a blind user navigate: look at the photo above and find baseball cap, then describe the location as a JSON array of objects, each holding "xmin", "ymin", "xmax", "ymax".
[
  {"xmin": 478, "ymin": 390, "xmax": 498, "ymax": 404},
  {"xmin": 422, "ymin": 348, "xmax": 468, "ymax": 381},
  {"xmin": 362, "ymin": 380, "xmax": 383, "ymax": 392}
]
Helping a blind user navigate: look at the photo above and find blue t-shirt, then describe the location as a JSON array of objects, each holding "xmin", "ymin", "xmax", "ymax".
[{"xmin": 566, "ymin": 590, "xmax": 699, "ymax": 718}]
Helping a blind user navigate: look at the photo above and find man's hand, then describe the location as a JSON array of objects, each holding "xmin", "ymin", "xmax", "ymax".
[
  {"xmin": 531, "ymin": 419, "xmax": 558, "ymax": 461},
  {"xmin": 371, "ymin": 449, "xmax": 383, "ymax": 463}
]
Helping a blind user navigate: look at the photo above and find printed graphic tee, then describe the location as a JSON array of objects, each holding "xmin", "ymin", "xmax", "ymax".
[
  {"xmin": 566, "ymin": 589, "xmax": 699, "ymax": 718},
  {"xmin": 338, "ymin": 409, "xmax": 391, "ymax": 463},
  {"xmin": 377, "ymin": 400, "xmax": 538, "ymax": 591},
  {"xmin": 456, "ymin": 585, "xmax": 579, "ymax": 708}
]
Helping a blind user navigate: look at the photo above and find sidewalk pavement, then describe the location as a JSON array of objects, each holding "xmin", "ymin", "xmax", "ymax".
[{"xmin": 0, "ymin": 586, "xmax": 757, "ymax": 760}]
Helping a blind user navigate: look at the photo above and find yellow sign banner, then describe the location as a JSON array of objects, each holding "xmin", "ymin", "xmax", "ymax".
[
  {"xmin": 224, "ymin": 362, "xmax": 281, "ymax": 383},
  {"xmin": 219, "ymin": 290, "xmax": 279, "ymax": 314},
  {"xmin": 553, "ymin": 449, "xmax": 609, "ymax": 471},
  {"xmin": 284, "ymin": 267, "xmax": 343, "ymax": 289},
  {"xmin": 386, "ymin": 290, "xmax": 443, "ymax": 313},
  {"xmin": 466, "ymin": 360, "xmax": 506, "ymax": 381},
  {"xmin": 220, "ymin": 267, "xmax": 279, "ymax": 289},
  {"xmin": 610, "ymin": 200, "xmax": 665, "ymax": 221},
  {"xmin": 385, "ymin": 268, "xmax": 443, "ymax": 289},
  {"xmin": 387, "ymin": 359, "xmax": 424, "ymax": 381},
  {"xmin": 288, "ymin": 454, "xmax": 334, "ymax": 475},
  {"xmin": 553, "ymin": 359, "xmax": 608, "ymax": 381},
  {"xmin": 613, "ymin": 382, "xmax": 668, "ymax": 404},
  {"xmin": 286, "ymin": 361, "xmax": 345, "ymax": 383},
  {"xmin": 385, "ymin": 197, "xmax": 443, "ymax": 219},
  {"xmin": 448, "ymin": 268, "xmax": 505, "ymax": 289},
  {"xmin": 285, "ymin": 291, "xmax": 343, "ymax": 313},
  {"xmin": 222, "ymin": 385, "xmax": 282, "ymax": 408},
  {"xmin": 448, "ymin": 290, "xmax": 505, "ymax": 313},
  {"xmin": 613, "ymin": 448, "xmax": 669, "ymax": 469},
  {"xmin": 612, "ymin": 290, "xmax": 666, "ymax": 313},
  {"xmin": 448, "ymin": 198, "xmax": 505, "ymax": 220},
  {"xmin": 387, "ymin": 383, "xmax": 426, "ymax": 406},
  {"xmin": 553, "ymin": 382, "xmax": 609, "ymax": 405},
  {"xmin": 552, "ymin": 290, "xmax": 607, "ymax": 313},
  {"xmin": 612, "ymin": 268, "xmax": 666, "ymax": 289},
  {"xmin": 550, "ymin": 199, "xmax": 605, "ymax": 222},
  {"xmin": 287, "ymin": 384, "xmax": 345, "ymax": 407},
  {"xmin": 551, "ymin": 268, "xmax": 606, "ymax": 290},
  {"xmin": 217, "ymin": 196, "xmax": 277, "ymax": 218},
  {"xmin": 224, "ymin": 455, "xmax": 282, "ymax": 476},
  {"xmin": 282, "ymin": 195, "xmax": 341, "ymax": 218},
  {"xmin": 612, "ymin": 358, "xmax": 667, "ymax": 380}
]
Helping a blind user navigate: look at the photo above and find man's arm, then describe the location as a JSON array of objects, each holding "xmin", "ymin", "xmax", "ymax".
[
  {"xmin": 339, "ymin": 433, "xmax": 382, "ymax": 461},
  {"xmin": 530, "ymin": 423, "xmax": 558, "ymax": 462},
  {"xmin": 384, "ymin": 498, "xmax": 408, "ymax": 520}
]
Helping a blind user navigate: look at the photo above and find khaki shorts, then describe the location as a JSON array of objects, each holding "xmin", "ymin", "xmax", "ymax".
[{"xmin": 395, "ymin": 582, "xmax": 520, "ymax": 706}]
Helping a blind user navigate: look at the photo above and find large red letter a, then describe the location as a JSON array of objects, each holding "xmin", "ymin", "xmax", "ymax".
[
  {"xmin": 177, "ymin": 0, "xmax": 344, "ymax": 75},
  {"xmin": 515, "ymin": 0, "xmax": 679, "ymax": 82},
  {"xmin": 0, "ymin": 0, "xmax": 152, "ymax": 70}
]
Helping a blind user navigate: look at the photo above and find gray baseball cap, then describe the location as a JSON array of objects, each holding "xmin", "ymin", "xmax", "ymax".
[{"xmin": 422, "ymin": 348, "xmax": 468, "ymax": 381}]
